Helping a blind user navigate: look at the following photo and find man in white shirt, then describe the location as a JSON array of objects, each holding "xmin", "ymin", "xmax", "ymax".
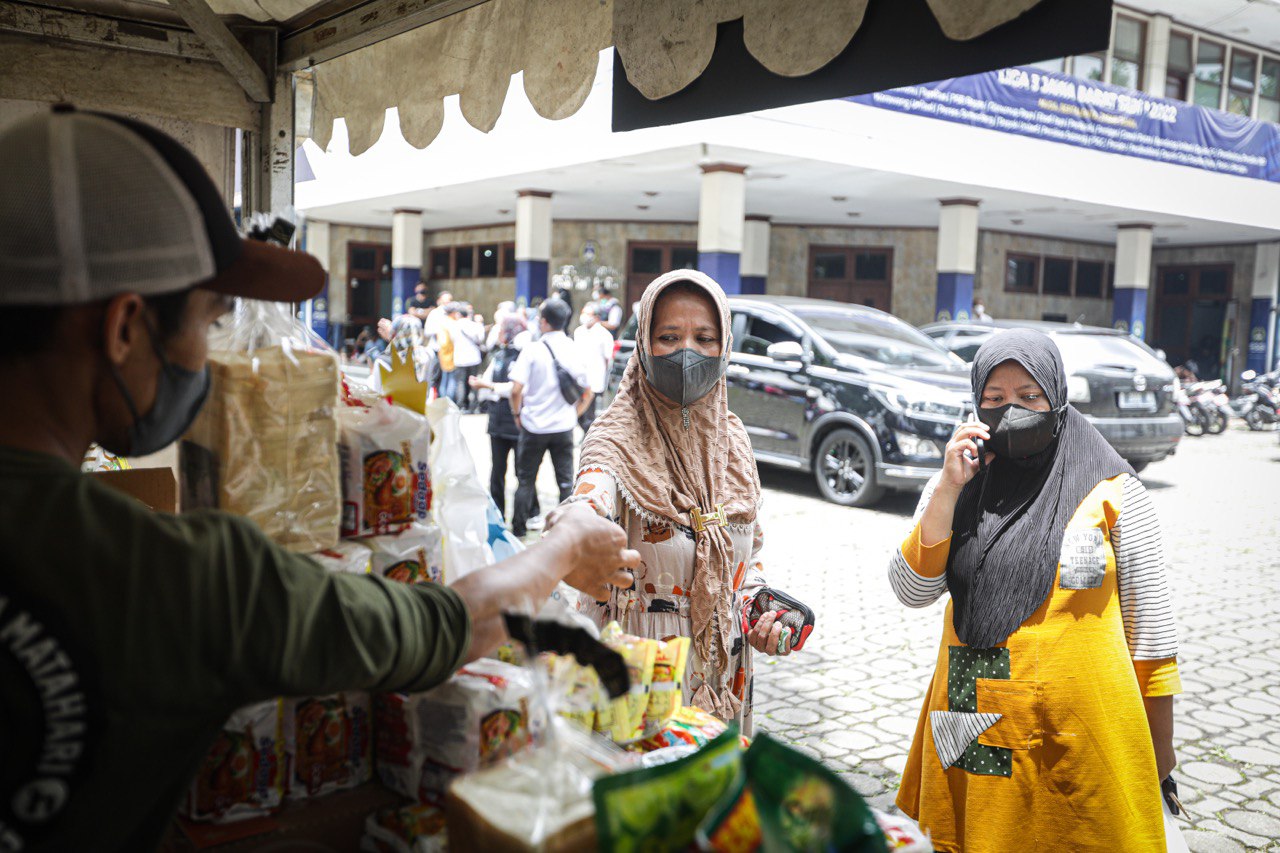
[
  {"xmin": 446, "ymin": 303, "xmax": 485, "ymax": 410},
  {"xmin": 509, "ymin": 298, "xmax": 593, "ymax": 537},
  {"xmin": 574, "ymin": 304, "xmax": 615, "ymax": 433}
]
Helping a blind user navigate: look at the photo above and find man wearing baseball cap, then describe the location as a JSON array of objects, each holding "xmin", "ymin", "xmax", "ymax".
[{"xmin": 0, "ymin": 106, "xmax": 638, "ymax": 851}]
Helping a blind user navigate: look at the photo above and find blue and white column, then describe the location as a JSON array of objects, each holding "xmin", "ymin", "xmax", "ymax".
[
  {"xmin": 391, "ymin": 207, "xmax": 423, "ymax": 318},
  {"xmin": 1249, "ymin": 242, "xmax": 1279, "ymax": 374},
  {"xmin": 935, "ymin": 198, "xmax": 979, "ymax": 322},
  {"xmin": 741, "ymin": 215, "xmax": 770, "ymax": 295},
  {"xmin": 1112, "ymin": 224, "xmax": 1153, "ymax": 339},
  {"xmin": 515, "ymin": 190, "xmax": 552, "ymax": 304},
  {"xmin": 698, "ymin": 163, "xmax": 746, "ymax": 294},
  {"xmin": 302, "ymin": 219, "xmax": 335, "ymax": 347}
]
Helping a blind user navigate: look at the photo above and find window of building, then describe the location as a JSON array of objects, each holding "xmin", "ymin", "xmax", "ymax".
[
  {"xmin": 1166, "ymin": 32, "xmax": 1192, "ymax": 101},
  {"xmin": 806, "ymin": 246, "xmax": 893, "ymax": 310},
  {"xmin": 1043, "ymin": 257, "xmax": 1074, "ymax": 296},
  {"xmin": 1259, "ymin": 58, "xmax": 1280, "ymax": 123},
  {"xmin": 812, "ymin": 251, "xmax": 847, "ymax": 280},
  {"xmin": 477, "ymin": 244, "xmax": 499, "ymax": 277},
  {"xmin": 1194, "ymin": 40, "xmax": 1225, "ymax": 109},
  {"xmin": 672, "ymin": 245, "xmax": 699, "ymax": 269},
  {"xmin": 429, "ymin": 248, "xmax": 451, "ymax": 279},
  {"xmin": 631, "ymin": 246, "xmax": 663, "ymax": 275},
  {"xmin": 1005, "ymin": 254, "xmax": 1039, "ymax": 293},
  {"xmin": 1073, "ymin": 52, "xmax": 1105, "ymax": 82},
  {"xmin": 855, "ymin": 250, "xmax": 889, "ymax": 282},
  {"xmin": 1110, "ymin": 16, "xmax": 1146, "ymax": 90},
  {"xmin": 502, "ymin": 244, "xmax": 516, "ymax": 274},
  {"xmin": 453, "ymin": 246, "xmax": 475, "ymax": 278},
  {"xmin": 1075, "ymin": 260, "xmax": 1105, "ymax": 298},
  {"xmin": 1228, "ymin": 49, "xmax": 1257, "ymax": 116}
]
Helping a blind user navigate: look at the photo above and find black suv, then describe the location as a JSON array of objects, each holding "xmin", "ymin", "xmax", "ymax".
[
  {"xmin": 921, "ymin": 320, "xmax": 1181, "ymax": 471},
  {"xmin": 607, "ymin": 296, "xmax": 971, "ymax": 506}
]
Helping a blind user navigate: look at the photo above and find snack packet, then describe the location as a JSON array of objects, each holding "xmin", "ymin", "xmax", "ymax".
[
  {"xmin": 283, "ymin": 692, "xmax": 373, "ymax": 800},
  {"xmin": 644, "ymin": 637, "xmax": 691, "ymax": 736},
  {"xmin": 182, "ymin": 700, "xmax": 285, "ymax": 823},
  {"xmin": 311, "ymin": 539, "xmax": 373, "ymax": 575},
  {"xmin": 541, "ymin": 652, "xmax": 600, "ymax": 732},
  {"xmin": 339, "ymin": 400, "xmax": 433, "ymax": 538},
  {"xmin": 593, "ymin": 726, "xmax": 743, "ymax": 853},
  {"xmin": 599, "ymin": 623, "xmax": 658, "ymax": 744},
  {"xmin": 366, "ymin": 523, "xmax": 444, "ymax": 585},
  {"xmin": 361, "ymin": 802, "xmax": 449, "ymax": 853},
  {"xmin": 631, "ymin": 705, "xmax": 728, "ymax": 753}
]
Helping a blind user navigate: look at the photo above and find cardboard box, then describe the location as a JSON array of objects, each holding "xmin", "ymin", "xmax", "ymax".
[{"xmin": 91, "ymin": 468, "xmax": 178, "ymax": 513}]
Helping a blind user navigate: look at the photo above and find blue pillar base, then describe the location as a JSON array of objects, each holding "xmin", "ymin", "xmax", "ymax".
[
  {"xmin": 391, "ymin": 266, "xmax": 420, "ymax": 318},
  {"xmin": 740, "ymin": 275, "xmax": 766, "ymax": 295},
  {"xmin": 1112, "ymin": 287, "xmax": 1149, "ymax": 340},
  {"xmin": 1248, "ymin": 297, "xmax": 1274, "ymax": 374},
  {"xmin": 935, "ymin": 272, "xmax": 974, "ymax": 322},
  {"xmin": 516, "ymin": 259, "xmax": 549, "ymax": 303},
  {"xmin": 699, "ymin": 252, "xmax": 741, "ymax": 294}
]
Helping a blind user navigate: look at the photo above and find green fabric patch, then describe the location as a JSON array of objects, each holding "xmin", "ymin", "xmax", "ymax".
[{"xmin": 946, "ymin": 646, "xmax": 1013, "ymax": 778}]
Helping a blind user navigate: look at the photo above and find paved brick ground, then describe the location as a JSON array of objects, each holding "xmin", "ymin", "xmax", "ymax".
[{"xmin": 461, "ymin": 415, "xmax": 1280, "ymax": 851}]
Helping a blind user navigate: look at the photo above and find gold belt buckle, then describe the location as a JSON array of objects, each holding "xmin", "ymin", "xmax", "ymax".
[{"xmin": 691, "ymin": 504, "xmax": 727, "ymax": 533}]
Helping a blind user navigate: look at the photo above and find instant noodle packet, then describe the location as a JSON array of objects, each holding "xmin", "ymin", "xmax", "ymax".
[
  {"xmin": 339, "ymin": 401, "xmax": 433, "ymax": 538},
  {"xmin": 366, "ymin": 523, "xmax": 444, "ymax": 585},
  {"xmin": 182, "ymin": 700, "xmax": 285, "ymax": 823},
  {"xmin": 310, "ymin": 539, "xmax": 373, "ymax": 575},
  {"xmin": 599, "ymin": 623, "xmax": 658, "ymax": 744},
  {"xmin": 644, "ymin": 636, "xmax": 691, "ymax": 736},
  {"xmin": 283, "ymin": 692, "xmax": 373, "ymax": 800}
]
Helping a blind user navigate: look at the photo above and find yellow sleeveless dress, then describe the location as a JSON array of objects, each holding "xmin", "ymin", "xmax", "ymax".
[{"xmin": 895, "ymin": 476, "xmax": 1178, "ymax": 852}]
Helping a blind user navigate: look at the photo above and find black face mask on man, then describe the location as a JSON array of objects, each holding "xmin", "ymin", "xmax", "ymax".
[
  {"xmin": 103, "ymin": 316, "xmax": 211, "ymax": 457},
  {"xmin": 976, "ymin": 403, "xmax": 1062, "ymax": 459},
  {"xmin": 643, "ymin": 348, "xmax": 724, "ymax": 406}
]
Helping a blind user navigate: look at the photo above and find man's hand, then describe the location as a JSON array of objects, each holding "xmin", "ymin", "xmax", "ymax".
[{"xmin": 543, "ymin": 502, "xmax": 638, "ymax": 602}]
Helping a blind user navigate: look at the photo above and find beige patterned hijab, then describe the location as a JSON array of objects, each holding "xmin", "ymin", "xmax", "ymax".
[{"xmin": 577, "ymin": 270, "xmax": 760, "ymax": 718}]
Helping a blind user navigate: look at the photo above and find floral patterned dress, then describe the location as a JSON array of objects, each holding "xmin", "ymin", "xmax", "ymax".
[{"xmin": 568, "ymin": 466, "xmax": 768, "ymax": 734}]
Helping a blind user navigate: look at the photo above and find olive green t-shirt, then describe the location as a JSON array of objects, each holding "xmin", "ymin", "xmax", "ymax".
[{"xmin": 0, "ymin": 447, "xmax": 471, "ymax": 852}]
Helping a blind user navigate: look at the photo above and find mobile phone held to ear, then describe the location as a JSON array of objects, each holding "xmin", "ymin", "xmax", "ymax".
[{"xmin": 966, "ymin": 437, "xmax": 987, "ymax": 472}]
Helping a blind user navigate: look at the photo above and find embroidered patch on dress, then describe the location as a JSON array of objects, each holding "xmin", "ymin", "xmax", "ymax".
[
  {"xmin": 943, "ymin": 646, "xmax": 1013, "ymax": 777},
  {"xmin": 1059, "ymin": 527, "xmax": 1107, "ymax": 590}
]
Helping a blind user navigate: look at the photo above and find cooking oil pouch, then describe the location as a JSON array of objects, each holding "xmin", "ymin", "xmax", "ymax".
[{"xmin": 593, "ymin": 726, "xmax": 742, "ymax": 853}]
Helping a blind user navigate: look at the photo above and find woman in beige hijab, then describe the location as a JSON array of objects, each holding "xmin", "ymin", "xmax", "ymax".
[{"xmin": 563, "ymin": 270, "xmax": 800, "ymax": 733}]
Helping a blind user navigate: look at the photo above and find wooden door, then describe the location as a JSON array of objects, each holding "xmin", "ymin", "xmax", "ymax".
[
  {"xmin": 625, "ymin": 241, "xmax": 699, "ymax": 316},
  {"xmin": 807, "ymin": 246, "xmax": 893, "ymax": 312},
  {"xmin": 347, "ymin": 242, "xmax": 393, "ymax": 332},
  {"xmin": 1153, "ymin": 264, "xmax": 1233, "ymax": 378}
]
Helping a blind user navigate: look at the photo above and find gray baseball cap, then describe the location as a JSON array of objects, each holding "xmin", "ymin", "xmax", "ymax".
[{"xmin": 0, "ymin": 105, "xmax": 323, "ymax": 306}]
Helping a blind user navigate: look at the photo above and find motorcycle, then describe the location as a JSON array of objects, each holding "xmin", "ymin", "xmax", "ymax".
[
  {"xmin": 1237, "ymin": 370, "xmax": 1280, "ymax": 431},
  {"xmin": 1186, "ymin": 381, "xmax": 1229, "ymax": 435},
  {"xmin": 1174, "ymin": 383, "xmax": 1204, "ymax": 437}
]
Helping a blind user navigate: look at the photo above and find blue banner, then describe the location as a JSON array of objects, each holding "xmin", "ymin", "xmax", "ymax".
[{"xmin": 850, "ymin": 67, "xmax": 1280, "ymax": 183}]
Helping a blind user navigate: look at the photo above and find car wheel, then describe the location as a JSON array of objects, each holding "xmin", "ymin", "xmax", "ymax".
[{"xmin": 813, "ymin": 429, "xmax": 884, "ymax": 507}]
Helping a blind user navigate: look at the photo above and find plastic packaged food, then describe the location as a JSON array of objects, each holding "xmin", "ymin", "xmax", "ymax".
[
  {"xmin": 376, "ymin": 660, "xmax": 534, "ymax": 804},
  {"xmin": 182, "ymin": 300, "xmax": 341, "ymax": 552},
  {"xmin": 338, "ymin": 400, "xmax": 433, "ymax": 538},
  {"xmin": 599, "ymin": 623, "xmax": 658, "ymax": 744},
  {"xmin": 282, "ymin": 692, "xmax": 373, "ymax": 800},
  {"xmin": 366, "ymin": 523, "xmax": 444, "ymax": 585},
  {"xmin": 631, "ymin": 705, "xmax": 728, "ymax": 753},
  {"xmin": 310, "ymin": 540, "xmax": 373, "ymax": 575},
  {"xmin": 361, "ymin": 802, "xmax": 449, "ymax": 853},
  {"xmin": 593, "ymin": 726, "xmax": 743, "ymax": 853},
  {"xmin": 182, "ymin": 700, "xmax": 285, "ymax": 823},
  {"xmin": 644, "ymin": 637, "xmax": 691, "ymax": 736},
  {"xmin": 872, "ymin": 809, "xmax": 932, "ymax": 852}
]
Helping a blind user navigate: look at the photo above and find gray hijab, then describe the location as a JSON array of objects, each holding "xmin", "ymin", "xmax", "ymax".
[{"xmin": 944, "ymin": 329, "xmax": 1133, "ymax": 648}]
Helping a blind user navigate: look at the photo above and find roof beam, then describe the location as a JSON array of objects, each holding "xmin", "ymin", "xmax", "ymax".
[
  {"xmin": 279, "ymin": 0, "xmax": 488, "ymax": 71},
  {"xmin": 166, "ymin": 0, "xmax": 271, "ymax": 102},
  {"xmin": 0, "ymin": 0, "xmax": 217, "ymax": 62}
]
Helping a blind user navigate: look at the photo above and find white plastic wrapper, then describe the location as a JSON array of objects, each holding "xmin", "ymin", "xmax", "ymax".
[
  {"xmin": 338, "ymin": 400, "xmax": 433, "ymax": 538},
  {"xmin": 310, "ymin": 539, "xmax": 373, "ymax": 575},
  {"xmin": 182, "ymin": 700, "xmax": 285, "ymax": 823},
  {"xmin": 375, "ymin": 659, "xmax": 534, "ymax": 804},
  {"xmin": 365, "ymin": 523, "xmax": 444, "ymax": 585},
  {"xmin": 427, "ymin": 399, "xmax": 495, "ymax": 582},
  {"xmin": 282, "ymin": 692, "xmax": 373, "ymax": 800},
  {"xmin": 182, "ymin": 299, "xmax": 341, "ymax": 552}
]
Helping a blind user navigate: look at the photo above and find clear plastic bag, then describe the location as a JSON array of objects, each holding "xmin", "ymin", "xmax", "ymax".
[
  {"xmin": 182, "ymin": 299, "xmax": 342, "ymax": 552},
  {"xmin": 427, "ymin": 398, "xmax": 500, "ymax": 581}
]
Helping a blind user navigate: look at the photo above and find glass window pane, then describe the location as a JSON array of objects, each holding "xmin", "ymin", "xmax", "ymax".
[
  {"xmin": 1114, "ymin": 17, "xmax": 1144, "ymax": 60},
  {"xmin": 502, "ymin": 244, "xmax": 516, "ymax": 275},
  {"xmin": 477, "ymin": 244, "xmax": 499, "ymax": 277},
  {"xmin": 813, "ymin": 251, "xmax": 848, "ymax": 280},
  {"xmin": 1043, "ymin": 258, "xmax": 1072, "ymax": 295},
  {"xmin": 1227, "ymin": 91, "xmax": 1251, "ymax": 116},
  {"xmin": 1261, "ymin": 59, "xmax": 1280, "ymax": 100},
  {"xmin": 1195, "ymin": 41, "xmax": 1224, "ymax": 108},
  {"xmin": 351, "ymin": 247, "xmax": 376, "ymax": 272},
  {"xmin": 671, "ymin": 246, "xmax": 699, "ymax": 269},
  {"xmin": 1076, "ymin": 261, "xmax": 1104, "ymax": 297},
  {"xmin": 631, "ymin": 247, "xmax": 662, "ymax": 274},
  {"xmin": 1168, "ymin": 33, "xmax": 1192, "ymax": 72},
  {"xmin": 1198, "ymin": 268, "xmax": 1229, "ymax": 295},
  {"xmin": 454, "ymin": 246, "xmax": 475, "ymax": 278},
  {"xmin": 1231, "ymin": 51, "xmax": 1257, "ymax": 91},
  {"xmin": 1194, "ymin": 78, "xmax": 1221, "ymax": 109},
  {"xmin": 1006, "ymin": 256, "xmax": 1038, "ymax": 292},
  {"xmin": 349, "ymin": 278, "xmax": 376, "ymax": 317},
  {"xmin": 1162, "ymin": 269, "xmax": 1189, "ymax": 296},
  {"xmin": 429, "ymin": 248, "xmax": 450, "ymax": 278},
  {"xmin": 1259, "ymin": 98, "xmax": 1280, "ymax": 124},
  {"xmin": 1074, "ymin": 53, "xmax": 1104, "ymax": 81},
  {"xmin": 1165, "ymin": 75, "xmax": 1187, "ymax": 101},
  {"xmin": 1111, "ymin": 59, "xmax": 1140, "ymax": 90},
  {"xmin": 854, "ymin": 251, "xmax": 888, "ymax": 282}
]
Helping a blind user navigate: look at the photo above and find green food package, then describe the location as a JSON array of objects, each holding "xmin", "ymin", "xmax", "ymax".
[
  {"xmin": 715, "ymin": 734, "xmax": 886, "ymax": 853},
  {"xmin": 593, "ymin": 725, "xmax": 743, "ymax": 852}
]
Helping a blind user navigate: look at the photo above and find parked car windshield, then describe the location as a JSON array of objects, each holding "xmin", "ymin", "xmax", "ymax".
[
  {"xmin": 1051, "ymin": 332, "xmax": 1170, "ymax": 375},
  {"xmin": 794, "ymin": 309, "xmax": 961, "ymax": 370}
]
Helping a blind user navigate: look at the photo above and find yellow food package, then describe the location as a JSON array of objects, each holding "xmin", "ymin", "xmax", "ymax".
[
  {"xmin": 541, "ymin": 653, "xmax": 598, "ymax": 732},
  {"xmin": 600, "ymin": 627, "xmax": 658, "ymax": 745},
  {"xmin": 644, "ymin": 636, "xmax": 691, "ymax": 736}
]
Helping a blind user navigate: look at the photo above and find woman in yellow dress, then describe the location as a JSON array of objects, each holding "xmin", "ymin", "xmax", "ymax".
[{"xmin": 889, "ymin": 329, "xmax": 1180, "ymax": 851}]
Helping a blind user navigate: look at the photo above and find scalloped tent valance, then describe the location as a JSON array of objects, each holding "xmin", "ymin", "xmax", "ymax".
[{"xmin": 310, "ymin": 0, "xmax": 1049, "ymax": 156}]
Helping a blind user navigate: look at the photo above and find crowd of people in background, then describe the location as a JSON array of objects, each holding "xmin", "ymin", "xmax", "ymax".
[{"xmin": 345, "ymin": 280, "xmax": 627, "ymax": 532}]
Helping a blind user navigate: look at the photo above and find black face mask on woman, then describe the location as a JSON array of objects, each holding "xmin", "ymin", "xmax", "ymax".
[
  {"xmin": 976, "ymin": 403, "xmax": 1062, "ymax": 459},
  {"xmin": 644, "ymin": 348, "xmax": 724, "ymax": 406}
]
